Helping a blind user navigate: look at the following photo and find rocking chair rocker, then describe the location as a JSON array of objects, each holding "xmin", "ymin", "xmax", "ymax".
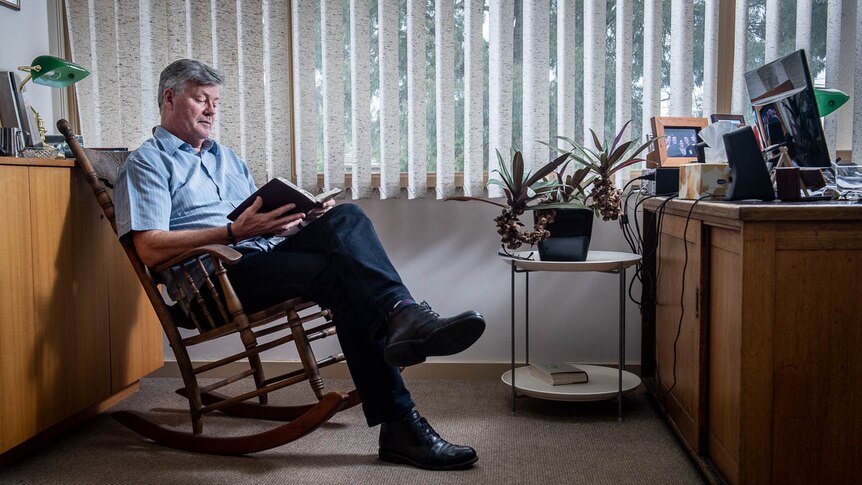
[{"xmin": 58, "ymin": 120, "xmax": 361, "ymax": 455}]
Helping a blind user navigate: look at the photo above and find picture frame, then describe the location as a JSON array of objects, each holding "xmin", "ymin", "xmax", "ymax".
[
  {"xmin": 709, "ymin": 113, "xmax": 746, "ymax": 128},
  {"xmin": 650, "ymin": 116, "xmax": 709, "ymax": 167},
  {"xmin": 0, "ymin": 0, "xmax": 21, "ymax": 11}
]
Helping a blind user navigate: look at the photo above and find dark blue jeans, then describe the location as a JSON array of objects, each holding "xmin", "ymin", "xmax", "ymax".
[{"xmin": 224, "ymin": 204, "xmax": 415, "ymax": 426}]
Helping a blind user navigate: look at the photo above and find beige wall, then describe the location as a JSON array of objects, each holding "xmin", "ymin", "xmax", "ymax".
[{"xmin": 0, "ymin": 1, "xmax": 56, "ymax": 134}]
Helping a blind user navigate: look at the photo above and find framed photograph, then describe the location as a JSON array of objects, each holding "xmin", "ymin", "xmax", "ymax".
[
  {"xmin": 650, "ymin": 116, "xmax": 709, "ymax": 166},
  {"xmin": 709, "ymin": 113, "xmax": 746, "ymax": 128},
  {"xmin": 0, "ymin": 0, "xmax": 21, "ymax": 11}
]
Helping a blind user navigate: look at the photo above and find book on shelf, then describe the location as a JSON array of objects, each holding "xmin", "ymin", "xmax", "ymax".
[
  {"xmin": 0, "ymin": 71, "xmax": 43, "ymax": 147},
  {"xmin": 227, "ymin": 177, "xmax": 343, "ymax": 221},
  {"xmin": 16, "ymin": 87, "xmax": 42, "ymax": 147},
  {"xmin": 0, "ymin": 71, "xmax": 23, "ymax": 130},
  {"xmin": 529, "ymin": 362, "xmax": 588, "ymax": 385}
]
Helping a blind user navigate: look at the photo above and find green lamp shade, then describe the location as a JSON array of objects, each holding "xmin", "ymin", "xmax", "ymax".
[
  {"xmin": 814, "ymin": 87, "xmax": 850, "ymax": 117},
  {"xmin": 29, "ymin": 55, "xmax": 90, "ymax": 88}
]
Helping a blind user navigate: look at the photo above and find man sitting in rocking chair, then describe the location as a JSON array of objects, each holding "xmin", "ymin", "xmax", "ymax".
[{"xmin": 114, "ymin": 59, "xmax": 486, "ymax": 470}]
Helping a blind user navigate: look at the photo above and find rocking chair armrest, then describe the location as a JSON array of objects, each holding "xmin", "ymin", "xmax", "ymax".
[
  {"xmin": 153, "ymin": 244, "xmax": 243, "ymax": 273},
  {"xmin": 150, "ymin": 244, "xmax": 248, "ymax": 325}
]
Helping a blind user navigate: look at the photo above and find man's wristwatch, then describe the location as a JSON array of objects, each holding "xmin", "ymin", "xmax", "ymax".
[{"xmin": 226, "ymin": 222, "xmax": 238, "ymax": 245}]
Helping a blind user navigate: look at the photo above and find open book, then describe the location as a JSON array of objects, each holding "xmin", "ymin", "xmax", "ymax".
[{"xmin": 227, "ymin": 177, "xmax": 343, "ymax": 221}]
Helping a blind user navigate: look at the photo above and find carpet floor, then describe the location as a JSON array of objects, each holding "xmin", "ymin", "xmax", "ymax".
[{"xmin": 0, "ymin": 377, "xmax": 704, "ymax": 484}]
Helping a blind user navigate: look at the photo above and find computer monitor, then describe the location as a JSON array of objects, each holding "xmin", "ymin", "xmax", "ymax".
[{"xmin": 744, "ymin": 49, "xmax": 830, "ymax": 168}]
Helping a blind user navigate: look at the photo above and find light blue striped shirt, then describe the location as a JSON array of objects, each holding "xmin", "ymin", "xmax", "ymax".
[{"xmin": 114, "ymin": 126, "xmax": 277, "ymax": 252}]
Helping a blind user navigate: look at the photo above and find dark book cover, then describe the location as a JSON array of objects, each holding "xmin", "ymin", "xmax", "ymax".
[
  {"xmin": 227, "ymin": 177, "xmax": 342, "ymax": 221},
  {"xmin": 15, "ymin": 77, "xmax": 43, "ymax": 147},
  {"xmin": 529, "ymin": 362, "xmax": 589, "ymax": 385},
  {"xmin": 0, "ymin": 71, "xmax": 23, "ymax": 129}
]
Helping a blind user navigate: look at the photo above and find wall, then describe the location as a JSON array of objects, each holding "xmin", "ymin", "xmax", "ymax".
[{"xmin": 0, "ymin": 1, "xmax": 56, "ymax": 134}]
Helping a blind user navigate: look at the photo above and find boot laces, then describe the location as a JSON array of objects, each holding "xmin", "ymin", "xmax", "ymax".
[
  {"xmin": 418, "ymin": 301, "xmax": 439, "ymax": 317},
  {"xmin": 417, "ymin": 416, "xmax": 443, "ymax": 442}
]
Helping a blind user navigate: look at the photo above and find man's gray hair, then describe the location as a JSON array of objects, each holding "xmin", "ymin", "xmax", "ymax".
[{"xmin": 158, "ymin": 59, "xmax": 224, "ymax": 110}]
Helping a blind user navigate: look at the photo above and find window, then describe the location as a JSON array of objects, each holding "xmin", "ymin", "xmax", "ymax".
[{"xmin": 65, "ymin": 0, "xmax": 859, "ymax": 197}]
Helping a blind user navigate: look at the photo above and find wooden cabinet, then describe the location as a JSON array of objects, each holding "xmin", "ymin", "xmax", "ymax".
[
  {"xmin": 0, "ymin": 158, "xmax": 163, "ymax": 457},
  {"xmin": 642, "ymin": 199, "xmax": 862, "ymax": 484}
]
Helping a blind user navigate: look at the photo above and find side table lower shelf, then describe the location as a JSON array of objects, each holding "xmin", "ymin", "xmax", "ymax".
[{"xmin": 502, "ymin": 365, "xmax": 641, "ymax": 402}]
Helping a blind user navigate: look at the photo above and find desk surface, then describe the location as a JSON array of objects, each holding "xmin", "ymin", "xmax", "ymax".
[
  {"xmin": 643, "ymin": 196, "xmax": 862, "ymax": 223},
  {"xmin": 0, "ymin": 156, "xmax": 75, "ymax": 168}
]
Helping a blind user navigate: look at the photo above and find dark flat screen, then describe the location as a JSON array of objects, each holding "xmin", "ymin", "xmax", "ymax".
[{"xmin": 744, "ymin": 49, "xmax": 830, "ymax": 168}]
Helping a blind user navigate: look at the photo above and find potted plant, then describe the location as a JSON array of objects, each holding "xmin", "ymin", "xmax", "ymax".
[
  {"xmin": 537, "ymin": 120, "xmax": 657, "ymax": 261},
  {"xmin": 532, "ymin": 161, "xmax": 594, "ymax": 261},
  {"xmin": 447, "ymin": 149, "xmax": 569, "ymax": 252}
]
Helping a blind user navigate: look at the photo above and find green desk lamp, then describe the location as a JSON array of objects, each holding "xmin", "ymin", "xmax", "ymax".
[
  {"xmin": 18, "ymin": 55, "xmax": 90, "ymax": 91},
  {"xmin": 17, "ymin": 55, "xmax": 90, "ymax": 146},
  {"xmin": 814, "ymin": 87, "xmax": 850, "ymax": 117}
]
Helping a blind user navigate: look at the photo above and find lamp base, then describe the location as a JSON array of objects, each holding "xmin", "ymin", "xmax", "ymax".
[{"xmin": 20, "ymin": 146, "xmax": 61, "ymax": 159}]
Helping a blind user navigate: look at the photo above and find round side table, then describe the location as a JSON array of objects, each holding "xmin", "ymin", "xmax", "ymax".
[{"xmin": 499, "ymin": 250, "xmax": 642, "ymax": 420}]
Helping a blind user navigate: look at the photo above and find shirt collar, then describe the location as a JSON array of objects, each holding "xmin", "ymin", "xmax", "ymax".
[{"xmin": 152, "ymin": 126, "xmax": 220, "ymax": 156}]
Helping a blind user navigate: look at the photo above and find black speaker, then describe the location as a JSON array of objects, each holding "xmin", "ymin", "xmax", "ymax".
[
  {"xmin": 723, "ymin": 126, "xmax": 775, "ymax": 201},
  {"xmin": 651, "ymin": 167, "xmax": 680, "ymax": 195}
]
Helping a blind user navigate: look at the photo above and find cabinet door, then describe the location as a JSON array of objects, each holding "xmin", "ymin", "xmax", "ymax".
[
  {"xmin": 28, "ymin": 167, "xmax": 111, "ymax": 427},
  {"xmin": 0, "ymin": 165, "xmax": 37, "ymax": 453},
  {"xmin": 763, "ymin": 223, "xmax": 862, "ymax": 484},
  {"xmin": 707, "ymin": 226, "xmax": 743, "ymax": 483},
  {"xmin": 655, "ymin": 213, "xmax": 707, "ymax": 452}
]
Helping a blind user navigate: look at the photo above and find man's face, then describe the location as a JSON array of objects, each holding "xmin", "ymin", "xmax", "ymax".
[{"xmin": 161, "ymin": 82, "xmax": 220, "ymax": 150}]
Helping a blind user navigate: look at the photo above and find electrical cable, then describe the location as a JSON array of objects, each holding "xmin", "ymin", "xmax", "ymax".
[
  {"xmin": 621, "ymin": 174, "xmax": 654, "ymax": 240},
  {"xmin": 630, "ymin": 195, "xmax": 676, "ymax": 317},
  {"xmin": 619, "ymin": 174, "xmax": 654, "ymax": 255},
  {"xmin": 615, "ymin": 188, "xmax": 681, "ymax": 395},
  {"xmin": 632, "ymin": 194, "xmax": 675, "ymax": 304},
  {"xmin": 641, "ymin": 192, "xmax": 685, "ymax": 397},
  {"xmin": 622, "ymin": 173, "xmax": 653, "ymax": 194},
  {"xmin": 622, "ymin": 188, "xmax": 645, "ymax": 307},
  {"xmin": 620, "ymin": 188, "xmax": 642, "ymax": 254},
  {"xmin": 659, "ymin": 194, "xmax": 715, "ymax": 407},
  {"xmin": 620, "ymin": 190, "xmax": 676, "ymax": 309},
  {"xmin": 621, "ymin": 189, "xmax": 680, "ymax": 315}
]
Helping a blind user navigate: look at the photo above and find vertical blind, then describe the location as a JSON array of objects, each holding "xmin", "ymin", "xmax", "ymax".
[
  {"xmin": 66, "ymin": 0, "xmax": 862, "ymax": 199},
  {"xmin": 487, "ymin": 1, "xmax": 513, "ymax": 199},
  {"xmin": 641, "ymin": 0, "xmax": 662, "ymax": 142},
  {"xmin": 405, "ymin": 0, "xmax": 426, "ymax": 198}
]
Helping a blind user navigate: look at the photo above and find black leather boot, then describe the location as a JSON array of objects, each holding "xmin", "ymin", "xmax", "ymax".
[
  {"xmin": 384, "ymin": 302, "xmax": 485, "ymax": 367},
  {"xmin": 379, "ymin": 410, "xmax": 478, "ymax": 470}
]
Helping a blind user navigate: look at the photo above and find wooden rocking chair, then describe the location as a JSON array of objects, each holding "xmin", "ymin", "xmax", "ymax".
[{"xmin": 57, "ymin": 120, "xmax": 361, "ymax": 455}]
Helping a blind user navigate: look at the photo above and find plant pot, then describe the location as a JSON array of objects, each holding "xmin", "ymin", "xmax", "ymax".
[{"xmin": 535, "ymin": 207, "xmax": 594, "ymax": 261}]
